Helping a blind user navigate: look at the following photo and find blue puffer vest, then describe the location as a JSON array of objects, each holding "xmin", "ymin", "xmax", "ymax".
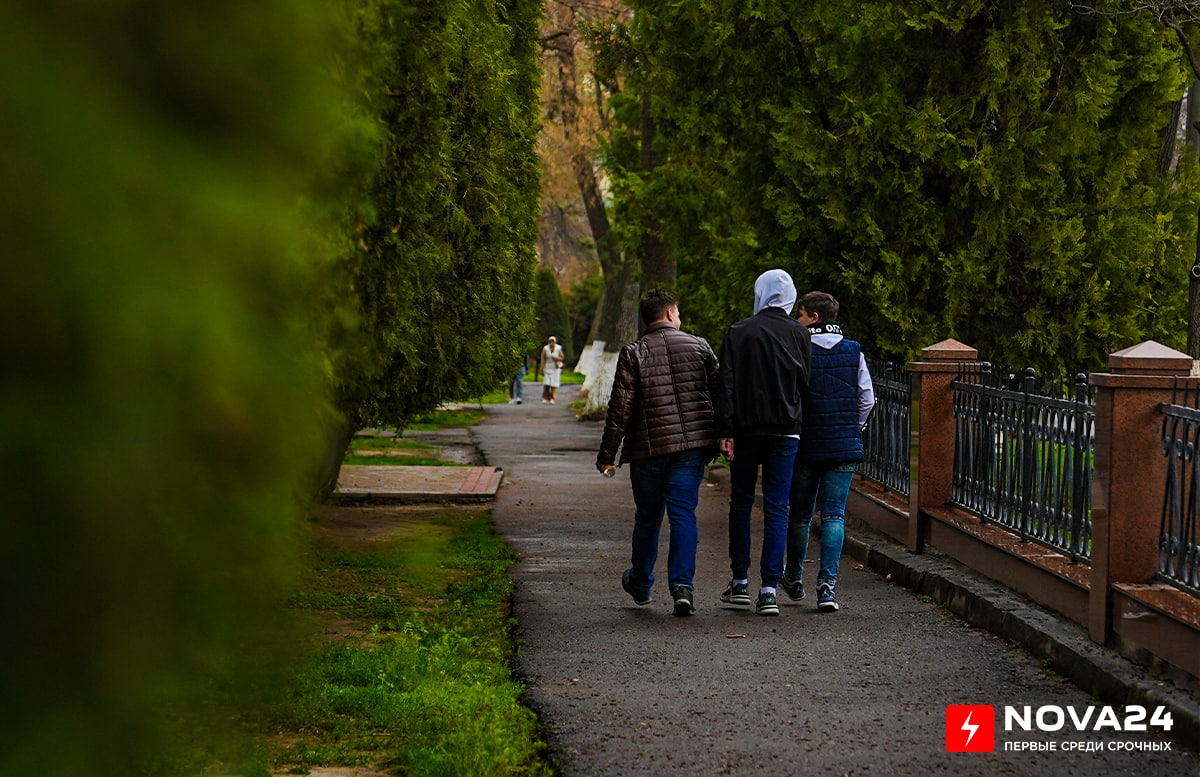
[{"xmin": 797, "ymin": 339, "xmax": 864, "ymax": 464}]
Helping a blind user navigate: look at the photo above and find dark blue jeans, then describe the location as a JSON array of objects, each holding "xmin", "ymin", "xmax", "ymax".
[
  {"xmin": 626, "ymin": 447, "xmax": 708, "ymax": 596},
  {"xmin": 727, "ymin": 435, "xmax": 798, "ymax": 587},
  {"xmin": 785, "ymin": 461, "xmax": 856, "ymax": 585}
]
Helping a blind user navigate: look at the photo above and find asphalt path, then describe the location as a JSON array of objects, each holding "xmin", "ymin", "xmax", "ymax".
[{"xmin": 474, "ymin": 384, "xmax": 1200, "ymax": 776}]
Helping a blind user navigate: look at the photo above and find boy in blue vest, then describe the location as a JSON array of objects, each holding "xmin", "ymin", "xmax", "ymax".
[{"xmin": 781, "ymin": 291, "xmax": 875, "ymax": 612}]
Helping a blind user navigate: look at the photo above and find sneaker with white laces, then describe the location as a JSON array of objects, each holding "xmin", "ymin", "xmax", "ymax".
[
  {"xmin": 816, "ymin": 582, "xmax": 839, "ymax": 612},
  {"xmin": 779, "ymin": 574, "xmax": 805, "ymax": 601},
  {"xmin": 671, "ymin": 586, "xmax": 695, "ymax": 617},
  {"xmin": 719, "ymin": 580, "xmax": 751, "ymax": 606},
  {"xmin": 755, "ymin": 591, "xmax": 780, "ymax": 616}
]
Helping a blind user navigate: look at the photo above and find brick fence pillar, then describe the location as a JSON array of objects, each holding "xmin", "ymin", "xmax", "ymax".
[
  {"xmin": 1087, "ymin": 340, "xmax": 1193, "ymax": 645},
  {"xmin": 907, "ymin": 339, "xmax": 978, "ymax": 553}
]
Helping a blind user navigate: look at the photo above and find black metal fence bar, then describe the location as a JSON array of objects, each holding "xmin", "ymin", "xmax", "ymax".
[
  {"xmin": 1158, "ymin": 396, "xmax": 1200, "ymax": 595},
  {"xmin": 952, "ymin": 364, "xmax": 991, "ymax": 517},
  {"xmin": 951, "ymin": 365, "xmax": 1094, "ymax": 562},
  {"xmin": 861, "ymin": 358, "xmax": 911, "ymax": 497}
]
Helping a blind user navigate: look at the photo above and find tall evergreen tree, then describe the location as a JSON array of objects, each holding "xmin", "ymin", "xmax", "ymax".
[
  {"xmin": 328, "ymin": 0, "xmax": 542, "ymax": 445},
  {"xmin": 0, "ymin": 0, "xmax": 547, "ymax": 770},
  {"xmin": 612, "ymin": 0, "xmax": 1199, "ymax": 374},
  {"xmin": 0, "ymin": 2, "xmax": 348, "ymax": 774},
  {"xmin": 535, "ymin": 267, "xmax": 575, "ymax": 363}
]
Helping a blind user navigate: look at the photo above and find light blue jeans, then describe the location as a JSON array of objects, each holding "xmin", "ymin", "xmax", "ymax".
[{"xmin": 785, "ymin": 462, "xmax": 856, "ymax": 585}]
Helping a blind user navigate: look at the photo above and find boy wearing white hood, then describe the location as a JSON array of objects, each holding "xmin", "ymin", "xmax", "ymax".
[{"xmin": 714, "ymin": 269, "xmax": 812, "ymax": 616}]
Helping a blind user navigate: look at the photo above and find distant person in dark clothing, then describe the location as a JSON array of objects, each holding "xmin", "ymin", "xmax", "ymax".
[{"xmin": 597, "ymin": 290, "xmax": 720, "ymax": 616}]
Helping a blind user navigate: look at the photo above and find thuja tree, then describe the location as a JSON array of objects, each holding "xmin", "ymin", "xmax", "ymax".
[
  {"xmin": 535, "ymin": 267, "xmax": 575, "ymax": 364},
  {"xmin": 0, "ymin": 2, "xmax": 351, "ymax": 775},
  {"xmin": 0, "ymin": 0, "xmax": 544, "ymax": 771},
  {"xmin": 613, "ymin": 0, "xmax": 1199, "ymax": 374},
  {"xmin": 330, "ymin": 0, "xmax": 542, "ymax": 453}
]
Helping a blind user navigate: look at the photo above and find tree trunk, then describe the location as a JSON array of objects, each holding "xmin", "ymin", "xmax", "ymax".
[
  {"xmin": 1158, "ymin": 98, "xmax": 1182, "ymax": 176},
  {"xmin": 1163, "ymin": 15, "xmax": 1200, "ymax": 362},
  {"xmin": 313, "ymin": 413, "xmax": 358, "ymax": 501},
  {"xmin": 1191, "ymin": 207, "xmax": 1200, "ymax": 360},
  {"xmin": 573, "ymin": 148, "xmax": 631, "ymax": 349},
  {"xmin": 541, "ymin": 2, "xmax": 632, "ymax": 356}
]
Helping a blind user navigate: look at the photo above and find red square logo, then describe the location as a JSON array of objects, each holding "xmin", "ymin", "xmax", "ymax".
[{"xmin": 945, "ymin": 705, "xmax": 995, "ymax": 752}]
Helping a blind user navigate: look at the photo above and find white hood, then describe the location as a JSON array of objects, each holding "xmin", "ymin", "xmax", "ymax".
[{"xmin": 753, "ymin": 269, "xmax": 797, "ymax": 315}]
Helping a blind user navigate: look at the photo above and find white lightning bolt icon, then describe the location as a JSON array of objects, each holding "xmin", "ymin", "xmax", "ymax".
[{"xmin": 961, "ymin": 711, "xmax": 980, "ymax": 746}]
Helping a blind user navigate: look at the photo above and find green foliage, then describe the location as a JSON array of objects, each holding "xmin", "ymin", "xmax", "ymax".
[
  {"xmin": 337, "ymin": 0, "xmax": 544, "ymax": 430},
  {"xmin": 348, "ymin": 436, "xmax": 439, "ymax": 452},
  {"xmin": 150, "ymin": 508, "xmax": 549, "ymax": 775},
  {"xmin": 342, "ymin": 453, "xmax": 461, "ymax": 466},
  {"xmin": 611, "ymin": 1, "xmax": 1200, "ymax": 374},
  {"xmin": 0, "ymin": 2, "xmax": 347, "ymax": 776},
  {"xmin": 568, "ymin": 266, "xmax": 604, "ymax": 357},
  {"xmin": 265, "ymin": 509, "xmax": 550, "ymax": 776},
  {"xmin": 0, "ymin": 0, "xmax": 546, "ymax": 773},
  {"xmin": 407, "ymin": 407, "xmax": 490, "ymax": 428},
  {"xmin": 535, "ymin": 267, "xmax": 575, "ymax": 361}
]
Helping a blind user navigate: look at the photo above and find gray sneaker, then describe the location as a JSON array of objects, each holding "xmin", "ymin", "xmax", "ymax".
[
  {"xmin": 816, "ymin": 582, "xmax": 839, "ymax": 612},
  {"xmin": 720, "ymin": 580, "xmax": 751, "ymax": 606},
  {"xmin": 779, "ymin": 574, "xmax": 805, "ymax": 601}
]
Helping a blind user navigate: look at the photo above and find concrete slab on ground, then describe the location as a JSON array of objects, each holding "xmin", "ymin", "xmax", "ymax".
[{"xmin": 333, "ymin": 464, "xmax": 502, "ymax": 505}]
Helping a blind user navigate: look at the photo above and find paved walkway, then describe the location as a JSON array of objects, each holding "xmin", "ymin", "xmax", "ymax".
[{"xmin": 471, "ymin": 385, "xmax": 1199, "ymax": 776}]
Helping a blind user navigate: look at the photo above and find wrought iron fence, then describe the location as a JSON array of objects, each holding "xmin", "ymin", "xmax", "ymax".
[
  {"xmin": 861, "ymin": 357, "xmax": 911, "ymax": 497},
  {"xmin": 1158, "ymin": 383, "xmax": 1200, "ymax": 595},
  {"xmin": 951, "ymin": 364, "xmax": 1094, "ymax": 563}
]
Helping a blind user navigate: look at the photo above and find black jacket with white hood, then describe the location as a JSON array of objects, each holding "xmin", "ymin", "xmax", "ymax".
[{"xmin": 715, "ymin": 269, "xmax": 812, "ymax": 438}]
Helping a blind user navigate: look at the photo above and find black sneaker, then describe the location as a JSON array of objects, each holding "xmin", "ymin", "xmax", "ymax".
[
  {"xmin": 755, "ymin": 591, "xmax": 780, "ymax": 616},
  {"xmin": 671, "ymin": 586, "xmax": 695, "ymax": 617},
  {"xmin": 621, "ymin": 569, "xmax": 651, "ymax": 606},
  {"xmin": 779, "ymin": 574, "xmax": 805, "ymax": 601},
  {"xmin": 816, "ymin": 582, "xmax": 839, "ymax": 612},
  {"xmin": 719, "ymin": 580, "xmax": 751, "ymax": 606}
]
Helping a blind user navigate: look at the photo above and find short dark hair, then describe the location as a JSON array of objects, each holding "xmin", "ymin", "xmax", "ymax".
[
  {"xmin": 640, "ymin": 289, "xmax": 678, "ymax": 326},
  {"xmin": 800, "ymin": 291, "xmax": 839, "ymax": 322}
]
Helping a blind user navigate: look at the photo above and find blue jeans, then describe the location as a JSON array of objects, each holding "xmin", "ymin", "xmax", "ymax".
[
  {"xmin": 511, "ymin": 366, "xmax": 525, "ymax": 400},
  {"xmin": 727, "ymin": 435, "xmax": 798, "ymax": 587},
  {"xmin": 626, "ymin": 447, "xmax": 708, "ymax": 595},
  {"xmin": 785, "ymin": 461, "xmax": 856, "ymax": 585}
]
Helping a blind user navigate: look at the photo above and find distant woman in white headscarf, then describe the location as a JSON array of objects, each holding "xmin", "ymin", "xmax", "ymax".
[{"xmin": 540, "ymin": 335, "xmax": 565, "ymax": 404}]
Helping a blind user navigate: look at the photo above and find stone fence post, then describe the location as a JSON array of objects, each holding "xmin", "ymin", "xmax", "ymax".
[
  {"xmin": 906, "ymin": 339, "xmax": 978, "ymax": 553},
  {"xmin": 1087, "ymin": 340, "xmax": 1193, "ymax": 644}
]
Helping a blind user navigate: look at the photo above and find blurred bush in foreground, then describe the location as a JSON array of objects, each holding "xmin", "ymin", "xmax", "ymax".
[{"xmin": 0, "ymin": 2, "xmax": 347, "ymax": 774}]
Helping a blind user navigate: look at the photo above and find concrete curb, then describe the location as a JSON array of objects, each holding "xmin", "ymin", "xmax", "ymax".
[{"xmin": 843, "ymin": 524, "xmax": 1200, "ymax": 750}]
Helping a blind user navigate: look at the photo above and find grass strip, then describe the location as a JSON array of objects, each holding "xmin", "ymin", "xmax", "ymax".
[
  {"xmin": 262, "ymin": 506, "xmax": 551, "ymax": 776},
  {"xmin": 149, "ymin": 506, "xmax": 551, "ymax": 776}
]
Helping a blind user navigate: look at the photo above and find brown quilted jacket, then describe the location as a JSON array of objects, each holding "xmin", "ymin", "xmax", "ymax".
[{"xmin": 597, "ymin": 322, "xmax": 720, "ymax": 466}]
